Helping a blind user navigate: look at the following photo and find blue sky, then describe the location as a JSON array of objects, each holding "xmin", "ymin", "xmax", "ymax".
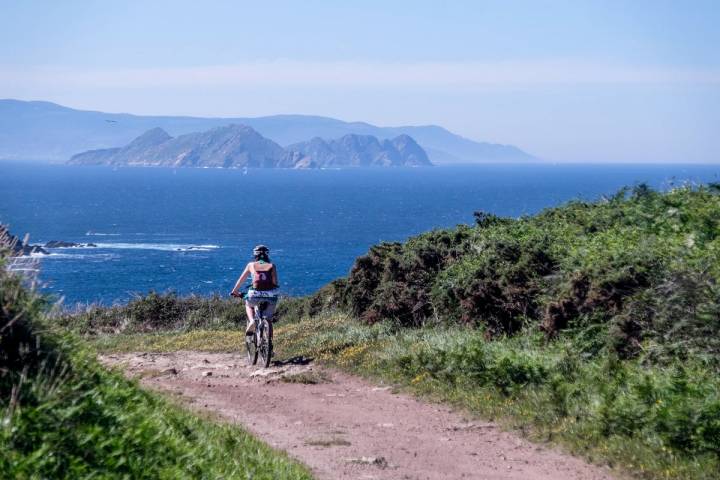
[{"xmin": 2, "ymin": 0, "xmax": 719, "ymax": 162}]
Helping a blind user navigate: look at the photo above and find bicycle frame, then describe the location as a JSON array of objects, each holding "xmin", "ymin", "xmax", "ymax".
[{"xmin": 245, "ymin": 299, "xmax": 274, "ymax": 367}]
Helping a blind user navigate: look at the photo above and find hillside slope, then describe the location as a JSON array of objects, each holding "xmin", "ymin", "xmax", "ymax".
[
  {"xmin": 0, "ymin": 248, "xmax": 311, "ymax": 479},
  {"xmin": 62, "ymin": 185, "xmax": 720, "ymax": 479}
]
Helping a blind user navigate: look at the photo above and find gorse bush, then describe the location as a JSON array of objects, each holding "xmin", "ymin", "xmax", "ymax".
[{"xmin": 307, "ymin": 185, "xmax": 720, "ymax": 365}]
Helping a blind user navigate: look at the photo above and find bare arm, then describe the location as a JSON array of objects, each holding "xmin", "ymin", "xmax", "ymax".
[{"xmin": 231, "ymin": 263, "xmax": 252, "ymax": 295}]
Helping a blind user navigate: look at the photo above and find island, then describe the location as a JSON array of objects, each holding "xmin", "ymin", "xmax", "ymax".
[{"xmin": 68, "ymin": 125, "xmax": 433, "ymax": 169}]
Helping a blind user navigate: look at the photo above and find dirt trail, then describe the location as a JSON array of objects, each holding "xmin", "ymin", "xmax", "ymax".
[{"xmin": 102, "ymin": 351, "xmax": 617, "ymax": 480}]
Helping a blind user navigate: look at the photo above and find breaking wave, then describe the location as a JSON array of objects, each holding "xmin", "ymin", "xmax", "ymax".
[{"xmin": 91, "ymin": 243, "xmax": 220, "ymax": 252}]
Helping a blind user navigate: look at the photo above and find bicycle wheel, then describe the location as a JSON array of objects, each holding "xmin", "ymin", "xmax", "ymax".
[
  {"xmin": 245, "ymin": 330, "xmax": 258, "ymax": 366},
  {"xmin": 258, "ymin": 318, "xmax": 273, "ymax": 368}
]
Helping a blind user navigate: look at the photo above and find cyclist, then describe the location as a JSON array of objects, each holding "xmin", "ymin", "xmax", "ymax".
[{"xmin": 230, "ymin": 245, "xmax": 279, "ymax": 336}]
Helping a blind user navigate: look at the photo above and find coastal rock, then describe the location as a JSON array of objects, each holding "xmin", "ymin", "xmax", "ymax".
[
  {"xmin": 44, "ymin": 240, "xmax": 97, "ymax": 248},
  {"xmin": 0, "ymin": 225, "xmax": 48, "ymax": 256}
]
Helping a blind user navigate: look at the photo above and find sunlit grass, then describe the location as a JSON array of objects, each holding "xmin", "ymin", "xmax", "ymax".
[
  {"xmin": 93, "ymin": 329, "xmax": 247, "ymax": 353},
  {"xmin": 93, "ymin": 312, "xmax": 720, "ymax": 479}
]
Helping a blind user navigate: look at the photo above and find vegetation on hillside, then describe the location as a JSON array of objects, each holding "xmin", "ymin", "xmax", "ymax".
[
  {"xmin": 64, "ymin": 185, "xmax": 720, "ymax": 479},
  {"xmin": 289, "ymin": 184, "xmax": 720, "ymax": 365},
  {"xmin": 0, "ymin": 253, "xmax": 312, "ymax": 479}
]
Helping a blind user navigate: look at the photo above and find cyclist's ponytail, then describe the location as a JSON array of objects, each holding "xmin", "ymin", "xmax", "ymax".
[{"xmin": 254, "ymin": 252, "xmax": 270, "ymax": 262}]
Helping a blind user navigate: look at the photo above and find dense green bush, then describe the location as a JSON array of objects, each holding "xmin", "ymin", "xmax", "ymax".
[{"xmin": 312, "ymin": 185, "xmax": 720, "ymax": 365}]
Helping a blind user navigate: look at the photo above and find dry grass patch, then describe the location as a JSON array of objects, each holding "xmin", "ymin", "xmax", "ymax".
[
  {"xmin": 305, "ymin": 437, "xmax": 351, "ymax": 447},
  {"xmin": 280, "ymin": 370, "xmax": 331, "ymax": 385}
]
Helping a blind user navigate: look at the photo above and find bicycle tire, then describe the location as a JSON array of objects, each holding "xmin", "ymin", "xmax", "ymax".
[
  {"xmin": 258, "ymin": 318, "xmax": 273, "ymax": 368},
  {"xmin": 245, "ymin": 332, "xmax": 258, "ymax": 365}
]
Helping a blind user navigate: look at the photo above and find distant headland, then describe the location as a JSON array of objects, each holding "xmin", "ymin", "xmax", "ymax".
[{"xmin": 0, "ymin": 99, "xmax": 538, "ymax": 164}]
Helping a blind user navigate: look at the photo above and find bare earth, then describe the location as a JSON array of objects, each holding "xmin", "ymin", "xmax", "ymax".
[{"xmin": 102, "ymin": 351, "xmax": 617, "ymax": 480}]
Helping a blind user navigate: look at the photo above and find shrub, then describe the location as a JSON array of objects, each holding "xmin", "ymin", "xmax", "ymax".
[{"xmin": 306, "ymin": 185, "xmax": 720, "ymax": 367}]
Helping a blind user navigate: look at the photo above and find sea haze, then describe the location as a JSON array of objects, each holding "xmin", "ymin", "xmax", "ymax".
[{"xmin": 1, "ymin": 162, "xmax": 718, "ymax": 305}]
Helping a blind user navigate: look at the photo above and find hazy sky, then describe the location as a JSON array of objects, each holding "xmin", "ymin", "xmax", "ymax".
[{"xmin": 2, "ymin": 1, "xmax": 719, "ymax": 162}]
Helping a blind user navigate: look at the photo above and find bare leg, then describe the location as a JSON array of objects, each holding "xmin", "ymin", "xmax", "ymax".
[{"xmin": 245, "ymin": 304, "xmax": 255, "ymax": 334}]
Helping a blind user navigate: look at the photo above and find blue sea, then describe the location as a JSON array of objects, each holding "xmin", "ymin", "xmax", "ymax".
[{"xmin": 1, "ymin": 162, "xmax": 718, "ymax": 306}]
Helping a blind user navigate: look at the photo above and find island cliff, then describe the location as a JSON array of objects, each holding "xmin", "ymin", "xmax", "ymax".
[{"xmin": 68, "ymin": 125, "xmax": 432, "ymax": 169}]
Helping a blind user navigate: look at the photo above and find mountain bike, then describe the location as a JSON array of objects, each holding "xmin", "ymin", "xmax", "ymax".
[{"xmin": 232, "ymin": 291, "xmax": 275, "ymax": 368}]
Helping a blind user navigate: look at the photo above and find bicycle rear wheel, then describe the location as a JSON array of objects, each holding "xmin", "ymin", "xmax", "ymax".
[
  {"xmin": 258, "ymin": 319, "xmax": 273, "ymax": 368},
  {"xmin": 245, "ymin": 331, "xmax": 258, "ymax": 365}
]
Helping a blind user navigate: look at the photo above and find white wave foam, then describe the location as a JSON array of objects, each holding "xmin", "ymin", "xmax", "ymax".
[
  {"xmin": 86, "ymin": 232, "xmax": 121, "ymax": 236},
  {"xmin": 33, "ymin": 252, "xmax": 121, "ymax": 260},
  {"xmin": 92, "ymin": 242, "xmax": 220, "ymax": 252}
]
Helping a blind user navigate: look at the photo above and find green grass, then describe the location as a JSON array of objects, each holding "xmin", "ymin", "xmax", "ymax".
[
  {"xmin": 2, "ymin": 356, "xmax": 313, "ymax": 479},
  {"xmin": 274, "ymin": 313, "xmax": 719, "ymax": 480},
  {"xmin": 0, "ymin": 252, "xmax": 313, "ymax": 480},
  {"xmin": 1, "ymin": 356, "xmax": 314, "ymax": 479},
  {"xmin": 91, "ymin": 329, "xmax": 248, "ymax": 353},
  {"xmin": 94, "ymin": 313, "xmax": 720, "ymax": 479},
  {"xmin": 62, "ymin": 186, "xmax": 720, "ymax": 479}
]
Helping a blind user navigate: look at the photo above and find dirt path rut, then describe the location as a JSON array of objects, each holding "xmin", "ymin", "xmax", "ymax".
[{"xmin": 102, "ymin": 351, "xmax": 616, "ymax": 480}]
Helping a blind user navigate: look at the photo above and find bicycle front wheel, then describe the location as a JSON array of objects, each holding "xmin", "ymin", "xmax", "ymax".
[
  {"xmin": 245, "ymin": 331, "xmax": 258, "ymax": 366},
  {"xmin": 258, "ymin": 319, "xmax": 273, "ymax": 368}
]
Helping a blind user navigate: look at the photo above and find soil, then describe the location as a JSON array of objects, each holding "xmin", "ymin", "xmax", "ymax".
[{"xmin": 101, "ymin": 351, "xmax": 618, "ymax": 480}]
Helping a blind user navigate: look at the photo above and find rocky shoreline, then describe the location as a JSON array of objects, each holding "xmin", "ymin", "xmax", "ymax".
[
  {"xmin": 44, "ymin": 240, "xmax": 97, "ymax": 249},
  {"xmin": 1, "ymin": 225, "xmax": 97, "ymax": 256}
]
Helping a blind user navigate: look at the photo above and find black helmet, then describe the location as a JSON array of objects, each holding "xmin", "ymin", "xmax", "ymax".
[{"xmin": 253, "ymin": 244, "xmax": 269, "ymax": 256}]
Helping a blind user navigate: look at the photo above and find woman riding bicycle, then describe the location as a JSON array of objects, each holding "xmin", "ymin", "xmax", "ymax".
[{"xmin": 230, "ymin": 245, "xmax": 279, "ymax": 335}]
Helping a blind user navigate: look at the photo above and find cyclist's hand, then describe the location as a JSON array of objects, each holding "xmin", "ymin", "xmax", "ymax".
[{"xmin": 230, "ymin": 291, "xmax": 241, "ymax": 298}]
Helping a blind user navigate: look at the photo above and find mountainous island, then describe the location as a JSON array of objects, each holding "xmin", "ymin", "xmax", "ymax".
[
  {"xmin": 68, "ymin": 124, "xmax": 433, "ymax": 168},
  {"xmin": 0, "ymin": 99, "xmax": 537, "ymax": 164}
]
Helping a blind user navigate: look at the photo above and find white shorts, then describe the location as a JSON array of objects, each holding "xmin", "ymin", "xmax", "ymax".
[
  {"xmin": 246, "ymin": 288, "xmax": 279, "ymax": 299},
  {"xmin": 245, "ymin": 289, "xmax": 279, "ymax": 306}
]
